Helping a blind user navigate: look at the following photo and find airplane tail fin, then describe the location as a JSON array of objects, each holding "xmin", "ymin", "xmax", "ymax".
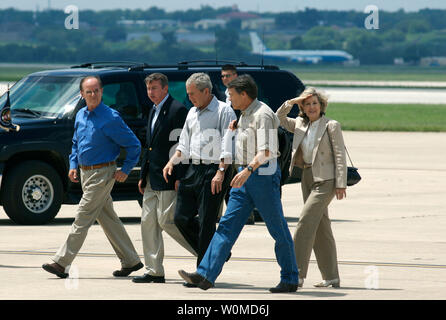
[{"xmin": 249, "ymin": 32, "xmax": 267, "ymax": 54}]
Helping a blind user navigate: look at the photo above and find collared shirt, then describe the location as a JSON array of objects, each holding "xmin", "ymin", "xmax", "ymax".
[
  {"xmin": 151, "ymin": 94, "xmax": 169, "ymax": 134},
  {"xmin": 177, "ymin": 96, "xmax": 236, "ymax": 163},
  {"xmin": 234, "ymin": 98, "xmax": 280, "ymax": 165},
  {"xmin": 301, "ymin": 118, "xmax": 321, "ymax": 164},
  {"xmin": 69, "ymin": 102, "xmax": 141, "ymax": 175},
  {"xmin": 224, "ymin": 88, "xmax": 230, "ymax": 105}
]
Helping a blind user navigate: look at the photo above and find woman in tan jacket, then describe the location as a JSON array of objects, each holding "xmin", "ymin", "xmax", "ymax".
[{"xmin": 276, "ymin": 87, "xmax": 347, "ymax": 288}]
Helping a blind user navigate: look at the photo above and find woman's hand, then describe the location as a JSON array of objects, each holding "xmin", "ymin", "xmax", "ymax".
[
  {"xmin": 288, "ymin": 94, "xmax": 313, "ymax": 107},
  {"xmin": 335, "ymin": 188, "xmax": 346, "ymax": 200}
]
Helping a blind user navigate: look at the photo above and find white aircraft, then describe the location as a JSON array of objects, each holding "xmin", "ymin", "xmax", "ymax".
[{"xmin": 249, "ymin": 32, "xmax": 353, "ymax": 64}]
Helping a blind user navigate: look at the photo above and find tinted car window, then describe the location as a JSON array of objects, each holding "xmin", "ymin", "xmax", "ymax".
[
  {"xmin": 166, "ymin": 80, "xmax": 194, "ymax": 109},
  {"xmin": 249, "ymin": 71, "xmax": 303, "ymax": 114},
  {"xmin": 103, "ymin": 81, "xmax": 141, "ymax": 119}
]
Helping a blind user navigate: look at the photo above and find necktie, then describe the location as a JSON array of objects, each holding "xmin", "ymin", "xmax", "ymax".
[{"xmin": 151, "ymin": 106, "xmax": 157, "ymax": 134}]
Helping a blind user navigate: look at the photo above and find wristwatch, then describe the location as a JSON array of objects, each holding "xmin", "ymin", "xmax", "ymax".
[
  {"xmin": 218, "ymin": 167, "xmax": 225, "ymax": 172},
  {"xmin": 247, "ymin": 165, "xmax": 254, "ymax": 173}
]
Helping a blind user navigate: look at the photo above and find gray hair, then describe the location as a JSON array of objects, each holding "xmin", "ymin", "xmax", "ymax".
[{"xmin": 186, "ymin": 73, "xmax": 213, "ymax": 92}]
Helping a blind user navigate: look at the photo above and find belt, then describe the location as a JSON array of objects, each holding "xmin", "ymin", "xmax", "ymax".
[
  {"xmin": 79, "ymin": 161, "xmax": 116, "ymax": 171},
  {"xmin": 191, "ymin": 160, "xmax": 218, "ymax": 165},
  {"xmin": 303, "ymin": 163, "xmax": 312, "ymax": 169}
]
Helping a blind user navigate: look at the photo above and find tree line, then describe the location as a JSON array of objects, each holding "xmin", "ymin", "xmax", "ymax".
[{"xmin": 0, "ymin": 7, "xmax": 445, "ymax": 65}]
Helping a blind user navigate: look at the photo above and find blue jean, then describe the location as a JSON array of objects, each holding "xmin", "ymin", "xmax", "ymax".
[{"xmin": 196, "ymin": 162, "xmax": 299, "ymax": 285}]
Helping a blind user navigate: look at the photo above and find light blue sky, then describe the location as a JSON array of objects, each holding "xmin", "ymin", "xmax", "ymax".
[{"xmin": 1, "ymin": 0, "xmax": 445, "ymax": 12}]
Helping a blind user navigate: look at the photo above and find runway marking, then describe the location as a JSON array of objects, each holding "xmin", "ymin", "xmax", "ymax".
[{"xmin": 1, "ymin": 250, "xmax": 445, "ymax": 269}]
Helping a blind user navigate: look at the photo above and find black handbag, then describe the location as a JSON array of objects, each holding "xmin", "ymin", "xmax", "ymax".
[
  {"xmin": 345, "ymin": 147, "xmax": 361, "ymax": 186},
  {"xmin": 326, "ymin": 123, "xmax": 361, "ymax": 187}
]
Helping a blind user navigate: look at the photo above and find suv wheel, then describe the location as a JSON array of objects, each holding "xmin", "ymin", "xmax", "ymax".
[{"xmin": 2, "ymin": 161, "xmax": 63, "ymax": 225}]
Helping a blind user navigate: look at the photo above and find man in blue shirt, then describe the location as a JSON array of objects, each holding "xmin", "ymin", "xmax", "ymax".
[{"xmin": 42, "ymin": 76, "xmax": 143, "ymax": 279}]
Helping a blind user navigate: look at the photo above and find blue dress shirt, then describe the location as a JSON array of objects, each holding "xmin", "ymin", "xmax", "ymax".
[{"xmin": 69, "ymin": 102, "xmax": 141, "ymax": 175}]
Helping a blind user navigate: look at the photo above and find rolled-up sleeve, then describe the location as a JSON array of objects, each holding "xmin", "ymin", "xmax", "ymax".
[
  {"xmin": 219, "ymin": 107, "xmax": 237, "ymax": 160},
  {"xmin": 256, "ymin": 113, "xmax": 279, "ymax": 158},
  {"xmin": 176, "ymin": 116, "xmax": 191, "ymax": 160}
]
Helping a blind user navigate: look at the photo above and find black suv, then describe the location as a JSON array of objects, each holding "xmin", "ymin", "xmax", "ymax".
[{"xmin": 0, "ymin": 61, "xmax": 304, "ymax": 225}]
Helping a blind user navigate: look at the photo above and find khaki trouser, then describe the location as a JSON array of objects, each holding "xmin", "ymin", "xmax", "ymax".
[
  {"xmin": 293, "ymin": 167, "xmax": 339, "ymax": 280},
  {"xmin": 141, "ymin": 178, "xmax": 197, "ymax": 276},
  {"xmin": 53, "ymin": 165, "xmax": 141, "ymax": 269}
]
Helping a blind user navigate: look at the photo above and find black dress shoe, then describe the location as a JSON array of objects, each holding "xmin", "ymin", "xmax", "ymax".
[
  {"xmin": 42, "ymin": 262, "xmax": 69, "ymax": 279},
  {"xmin": 132, "ymin": 274, "xmax": 165, "ymax": 283},
  {"xmin": 113, "ymin": 262, "xmax": 144, "ymax": 277},
  {"xmin": 269, "ymin": 282, "xmax": 298, "ymax": 293}
]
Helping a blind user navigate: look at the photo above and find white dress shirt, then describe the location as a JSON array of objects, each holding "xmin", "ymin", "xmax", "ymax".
[
  {"xmin": 301, "ymin": 118, "xmax": 321, "ymax": 164},
  {"xmin": 151, "ymin": 94, "xmax": 169, "ymax": 134},
  {"xmin": 225, "ymin": 88, "xmax": 231, "ymax": 105},
  {"xmin": 177, "ymin": 96, "xmax": 236, "ymax": 163}
]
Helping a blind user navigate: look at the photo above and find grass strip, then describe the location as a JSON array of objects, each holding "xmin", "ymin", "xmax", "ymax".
[{"xmin": 326, "ymin": 103, "xmax": 446, "ymax": 132}]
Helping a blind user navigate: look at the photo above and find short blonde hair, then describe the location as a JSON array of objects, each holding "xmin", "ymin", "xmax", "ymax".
[{"xmin": 297, "ymin": 87, "xmax": 328, "ymax": 122}]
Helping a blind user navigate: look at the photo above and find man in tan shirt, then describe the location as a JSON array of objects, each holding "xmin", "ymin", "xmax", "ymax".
[{"xmin": 178, "ymin": 74, "xmax": 299, "ymax": 293}]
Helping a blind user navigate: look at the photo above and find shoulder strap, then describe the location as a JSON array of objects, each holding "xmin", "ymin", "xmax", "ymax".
[{"xmin": 326, "ymin": 121, "xmax": 354, "ymax": 167}]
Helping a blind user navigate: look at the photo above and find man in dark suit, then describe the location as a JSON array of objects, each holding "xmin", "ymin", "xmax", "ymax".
[{"xmin": 132, "ymin": 73, "xmax": 197, "ymax": 284}]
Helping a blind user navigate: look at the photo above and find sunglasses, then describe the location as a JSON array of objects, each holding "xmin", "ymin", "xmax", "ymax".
[{"xmin": 221, "ymin": 74, "xmax": 236, "ymax": 79}]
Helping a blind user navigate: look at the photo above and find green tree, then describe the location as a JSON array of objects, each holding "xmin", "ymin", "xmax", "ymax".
[
  {"xmin": 345, "ymin": 29, "xmax": 384, "ymax": 64},
  {"xmin": 104, "ymin": 25, "xmax": 127, "ymax": 42},
  {"xmin": 215, "ymin": 28, "xmax": 246, "ymax": 59},
  {"xmin": 289, "ymin": 35, "xmax": 305, "ymax": 49},
  {"xmin": 303, "ymin": 26, "xmax": 344, "ymax": 50}
]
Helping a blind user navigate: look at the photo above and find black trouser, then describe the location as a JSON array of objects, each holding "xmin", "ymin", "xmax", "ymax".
[{"xmin": 174, "ymin": 163, "xmax": 233, "ymax": 266}]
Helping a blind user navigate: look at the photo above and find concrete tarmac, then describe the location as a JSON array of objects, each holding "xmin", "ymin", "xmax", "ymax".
[{"xmin": 0, "ymin": 131, "xmax": 446, "ymax": 300}]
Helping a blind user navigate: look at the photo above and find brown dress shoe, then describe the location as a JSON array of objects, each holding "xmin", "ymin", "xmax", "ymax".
[
  {"xmin": 178, "ymin": 270, "xmax": 214, "ymax": 290},
  {"xmin": 113, "ymin": 262, "xmax": 144, "ymax": 277},
  {"xmin": 42, "ymin": 262, "xmax": 69, "ymax": 278}
]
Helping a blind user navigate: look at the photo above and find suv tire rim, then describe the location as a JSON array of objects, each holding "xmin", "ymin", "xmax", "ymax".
[{"xmin": 22, "ymin": 175, "xmax": 54, "ymax": 214}]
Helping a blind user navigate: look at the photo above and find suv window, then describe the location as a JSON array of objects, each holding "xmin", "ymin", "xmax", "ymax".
[
  {"xmin": 6, "ymin": 76, "xmax": 81, "ymax": 117},
  {"xmin": 103, "ymin": 82, "xmax": 141, "ymax": 119},
  {"xmin": 164, "ymin": 80, "xmax": 194, "ymax": 110}
]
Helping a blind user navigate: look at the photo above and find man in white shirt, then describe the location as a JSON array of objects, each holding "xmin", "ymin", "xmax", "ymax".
[
  {"xmin": 163, "ymin": 73, "xmax": 236, "ymax": 275},
  {"xmin": 221, "ymin": 64, "xmax": 238, "ymax": 105}
]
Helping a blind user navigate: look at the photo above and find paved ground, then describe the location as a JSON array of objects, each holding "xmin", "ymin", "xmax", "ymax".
[{"xmin": 1, "ymin": 131, "xmax": 446, "ymax": 301}]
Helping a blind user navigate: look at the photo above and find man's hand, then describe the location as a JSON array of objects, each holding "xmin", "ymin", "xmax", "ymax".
[
  {"xmin": 228, "ymin": 119, "xmax": 237, "ymax": 131},
  {"xmin": 114, "ymin": 170, "xmax": 128, "ymax": 183},
  {"xmin": 138, "ymin": 179, "xmax": 145, "ymax": 195},
  {"xmin": 163, "ymin": 162, "xmax": 174, "ymax": 183},
  {"xmin": 68, "ymin": 169, "xmax": 79, "ymax": 183},
  {"xmin": 230, "ymin": 168, "xmax": 251, "ymax": 189},
  {"xmin": 335, "ymin": 188, "xmax": 346, "ymax": 200},
  {"xmin": 211, "ymin": 170, "xmax": 225, "ymax": 195}
]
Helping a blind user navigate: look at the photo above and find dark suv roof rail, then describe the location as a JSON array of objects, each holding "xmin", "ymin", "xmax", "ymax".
[
  {"xmin": 71, "ymin": 61, "xmax": 149, "ymax": 69},
  {"xmin": 70, "ymin": 61, "xmax": 280, "ymax": 71},
  {"xmin": 177, "ymin": 60, "xmax": 279, "ymax": 70}
]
